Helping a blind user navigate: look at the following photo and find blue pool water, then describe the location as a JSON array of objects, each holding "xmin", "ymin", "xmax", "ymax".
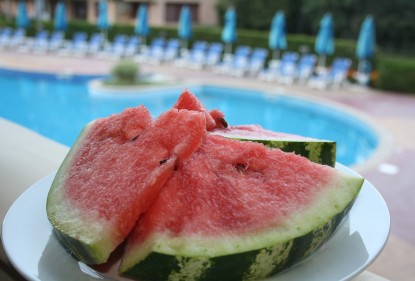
[{"xmin": 0, "ymin": 69, "xmax": 378, "ymax": 166}]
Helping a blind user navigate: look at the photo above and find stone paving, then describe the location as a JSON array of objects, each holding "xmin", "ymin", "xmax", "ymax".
[{"xmin": 1, "ymin": 50, "xmax": 414, "ymax": 281}]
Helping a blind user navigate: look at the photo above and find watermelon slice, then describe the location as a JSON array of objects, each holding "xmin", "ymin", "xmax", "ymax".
[
  {"xmin": 47, "ymin": 106, "xmax": 207, "ymax": 264},
  {"xmin": 119, "ymin": 135, "xmax": 363, "ymax": 281},
  {"xmin": 211, "ymin": 124, "xmax": 336, "ymax": 167}
]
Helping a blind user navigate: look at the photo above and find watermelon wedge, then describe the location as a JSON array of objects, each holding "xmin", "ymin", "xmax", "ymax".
[
  {"xmin": 47, "ymin": 106, "xmax": 207, "ymax": 264},
  {"xmin": 47, "ymin": 90, "xmax": 364, "ymax": 281},
  {"xmin": 119, "ymin": 135, "xmax": 364, "ymax": 281},
  {"xmin": 211, "ymin": 124, "xmax": 336, "ymax": 167}
]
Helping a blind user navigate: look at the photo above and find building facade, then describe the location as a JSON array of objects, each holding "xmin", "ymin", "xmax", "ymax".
[{"xmin": 1, "ymin": 0, "xmax": 219, "ymax": 27}]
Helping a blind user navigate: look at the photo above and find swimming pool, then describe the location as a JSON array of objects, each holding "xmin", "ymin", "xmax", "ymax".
[{"xmin": 0, "ymin": 68, "xmax": 378, "ymax": 166}]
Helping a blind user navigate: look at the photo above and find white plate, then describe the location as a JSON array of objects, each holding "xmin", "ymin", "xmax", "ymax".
[{"xmin": 2, "ymin": 164, "xmax": 390, "ymax": 281}]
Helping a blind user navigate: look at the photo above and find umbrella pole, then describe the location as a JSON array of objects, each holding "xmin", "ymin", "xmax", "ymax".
[
  {"xmin": 357, "ymin": 59, "xmax": 365, "ymax": 74},
  {"xmin": 318, "ymin": 54, "xmax": 326, "ymax": 68},
  {"xmin": 272, "ymin": 49, "xmax": 280, "ymax": 61},
  {"xmin": 356, "ymin": 59, "xmax": 370, "ymax": 85},
  {"xmin": 225, "ymin": 43, "xmax": 232, "ymax": 55},
  {"xmin": 5, "ymin": 0, "xmax": 12, "ymax": 21},
  {"xmin": 35, "ymin": 0, "xmax": 44, "ymax": 31},
  {"xmin": 102, "ymin": 30, "xmax": 108, "ymax": 43}
]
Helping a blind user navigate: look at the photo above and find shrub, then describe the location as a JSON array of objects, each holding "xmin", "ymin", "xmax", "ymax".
[
  {"xmin": 375, "ymin": 55, "xmax": 415, "ymax": 94},
  {"xmin": 110, "ymin": 60, "xmax": 139, "ymax": 85}
]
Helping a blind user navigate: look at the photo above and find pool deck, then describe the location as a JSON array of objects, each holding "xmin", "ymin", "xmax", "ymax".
[{"xmin": 1, "ymin": 50, "xmax": 414, "ymax": 281}]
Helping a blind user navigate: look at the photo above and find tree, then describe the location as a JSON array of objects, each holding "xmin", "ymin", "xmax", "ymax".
[
  {"xmin": 216, "ymin": 0, "xmax": 303, "ymax": 33},
  {"xmin": 301, "ymin": 0, "xmax": 415, "ymax": 53},
  {"xmin": 216, "ymin": 0, "xmax": 415, "ymax": 54}
]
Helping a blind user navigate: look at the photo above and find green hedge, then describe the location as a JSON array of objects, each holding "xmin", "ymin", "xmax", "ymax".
[
  {"xmin": 375, "ymin": 56, "xmax": 415, "ymax": 93},
  {"xmin": 1, "ymin": 17, "xmax": 414, "ymax": 94}
]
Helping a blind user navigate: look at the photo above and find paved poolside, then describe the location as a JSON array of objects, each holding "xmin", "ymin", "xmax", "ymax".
[{"xmin": 1, "ymin": 49, "xmax": 414, "ymax": 281}]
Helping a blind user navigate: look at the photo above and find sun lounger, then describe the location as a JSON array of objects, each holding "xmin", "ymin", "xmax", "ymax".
[
  {"xmin": 0, "ymin": 28, "xmax": 13, "ymax": 49},
  {"xmin": 177, "ymin": 40, "xmax": 208, "ymax": 68},
  {"xmin": 162, "ymin": 38, "xmax": 181, "ymax": 63},
  {"xmin": 215, "ymin": 45, "xmax": 251, "ymax": 75},
  {"xmin": 48, "ymin": 31, "xmax": 65, "ymax": 52},
  {"xmin": 33, "ymin": 31, "xmax": 50, "ymax": 54},
  {"xmin": 19, "ymin": 30, "xmax": 49, "ymax": 54},
  {"xmin": 246, "ymin": 47, "xmax": 269, "ymax": 76},
  {"xmin": 135, "ymin": 37, "xmax": 166, "ymax": 63},
  {"xmin": 7, "ymin": 28, "xmax": 26, "ymax": 48},
  {"xmin": 148, "ymin": 37, "xmax": 169, "ymax": 63},
  {"xmin": 296, "ymin": 54, "xmax": 317, "ymax": 83},
  {"xmin": 276, "ymin": 52, "xmax": 300, "ymax": 83},
  {"xmin": 87, "ymin": 33, "xmax": 105, "ymax": 56},
  {"xmin": 203, "ymin": 42, "xmax": 223, "ymax": 68},
  {"xmin": 230, "ymin": 46, "xmax": 252, "ymax": 76},
  {"xmin": 102, "ymin": 34, "xmax": 129, "ymax": 59},
  {"xmin": 328, "ymin": 58, "xmax": 352, "ymax": 88},
  {"xmin": 258, "ymin": 59, "xmax": 280, "ymax": 82},
  {"xmin": 142, "ymin": 38, "xmax": 180, "ymax": 64},
  {"xmin": 308, "ymin": 57, "xmax": 352, "ymax": 89},
  {"xmin": 58, "ymin": 32, "xmax": 88, "ymax": 57},
  {"xmin": 113, "ymin": 34, "xmax": 129, "ymax": 58},
  {"xmin": 124, "ymin": 36, "xmax": 141, "ymax": 57},
  {"xmin": 258, "ymin": 51, "xmax": 299, "ymax": 82},
  {"xmin": 70, "ymin": 32, "xmax": 89, "ymax": 57}
]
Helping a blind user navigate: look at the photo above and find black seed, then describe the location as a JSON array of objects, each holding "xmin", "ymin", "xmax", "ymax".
[
  {"xmin": 130, "ymin": 135, "xmax": 139, "ymax": 141},
  {"xmin": 220, "ymin": 117, "xmax": 228, "ymax": 128},
  {"xmin": 159, "ymin": 158, "xmax": 169, "ymax": 165},
  {"xmin": 235, "ymin": 163, "xmax": 247, "ymax": 172}
]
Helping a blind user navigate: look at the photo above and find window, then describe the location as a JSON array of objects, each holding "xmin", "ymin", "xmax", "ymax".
[
  {"xmin": 72, "ymin": 0, "xmax": 87, "ymax": 20},
  {"xmin": 116, "ymin": 2, "xmax": 131, "ymax": 19},
  {"xmin": 165, "ymin": 3, "xmax": 198, "ymax": 23},
  {"xmin": 131, "ymin": 3, "xmax": 140, "ymax": 19}
]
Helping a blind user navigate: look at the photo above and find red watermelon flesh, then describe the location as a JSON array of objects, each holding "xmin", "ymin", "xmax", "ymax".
[
  {"xmin": 173, "ymin": 90, "xmax": 227, "ymax": 130},
  {"xmin": 127, "ymin": 135, "xmax": 333, "ymax": 240},
  {"xmin": 120, "ymin": 134, "xmax": 362, "ymax": 275},
  {"xmin": 209, "ymin": 109, "xmax": 227, "ymax": 129},
  {"xmin": 47, "ymin": 106, "xmax": 207, "ymax": 264}
]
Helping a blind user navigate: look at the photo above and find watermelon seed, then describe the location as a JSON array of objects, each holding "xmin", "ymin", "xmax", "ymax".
[
  {"xmin": 221, "ymin": 118, "xmax": 228, "ymax": 128},
  {"xmin": 159, "ymin": 158, "xmax": 169, "ymax": 165},
  {"xmin": 235, "ymin": 163, "xmax": 247, "ymax": 173},
  {"xmin": 130, "ymin": 135, "xmax": 140, "ymax": 141}
]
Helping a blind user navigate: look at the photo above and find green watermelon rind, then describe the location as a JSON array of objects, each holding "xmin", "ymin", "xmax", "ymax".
[
  {"xmin": 46, "ymin": 122, "xmax": 115, "ymax": 264},
  {"xmin": 253, "ymin": 139, "xmax": 336, "ymax": 168},
  {"xmin": 210, "ymin": 133, "xmax": 336, "ymax": 167},
  {"xmin": 119, "ymin": 174, "xmax": 363, "ymax": 281}
]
